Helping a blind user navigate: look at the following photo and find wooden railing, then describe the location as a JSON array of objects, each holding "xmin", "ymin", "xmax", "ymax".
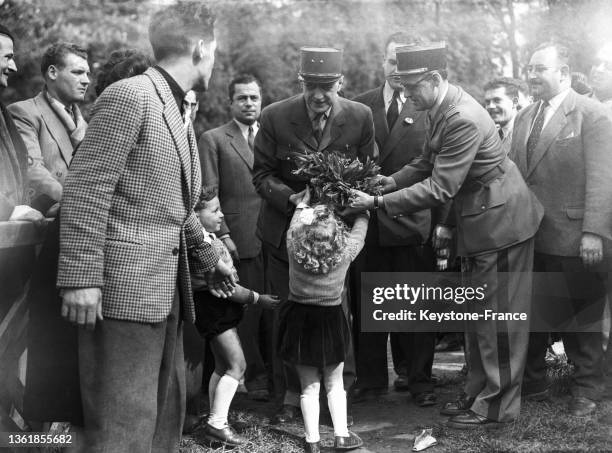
[{"xmin": 0, "ymin": 221, "xmax": 48, "ymax": 435}]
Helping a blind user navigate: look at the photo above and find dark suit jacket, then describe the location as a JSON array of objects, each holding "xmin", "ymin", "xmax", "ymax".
[
  {"xmin": 384, "ymin": 84, "xmax": 543, "ymax": 256},
  {"xmin": 510, "ymin": 88, "xmax": 612, "ymax": 256},
  {"xmin": 9, "ymin": 92, "xmax": 85, "ymax": 205},
  {"xmin": 199, "ymin": 120, "xmax": 262, "ymax": 259},
  {"xmin": 0, "ymin": 102, "xmax": 28, "ymax": 220},
  {"xmin": 57, "ymin": 68, "xmax": 219, "ymax": 323},
  {"xmin": 353, "ymin": 85, "xmax": 430, "ymax": 246},
  {"xmin": 252, "ymin": 94, "xmax": 377, "ymax": 257}
]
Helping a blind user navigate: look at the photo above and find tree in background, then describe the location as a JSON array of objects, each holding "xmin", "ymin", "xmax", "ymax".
[{"xmin": 1, "ymin": 0, "xmax": 611, "ymax": 133}]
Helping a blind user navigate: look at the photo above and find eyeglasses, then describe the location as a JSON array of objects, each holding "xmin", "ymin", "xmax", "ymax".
[
  {"xmin": 526, "ymin": 64, "xmax": 560, "ymax": 74},
  {"xmin": 402, "ymin": 73, "xmax": 433, "ymax": 91}
]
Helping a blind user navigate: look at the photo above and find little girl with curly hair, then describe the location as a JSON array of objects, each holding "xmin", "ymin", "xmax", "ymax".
[{"xmin": 279, "ymin": 188, "xmax": 369, "ymax": 453}]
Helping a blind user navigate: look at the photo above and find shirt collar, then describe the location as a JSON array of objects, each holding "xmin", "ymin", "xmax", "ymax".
[
  {"xmin": 383, "ymin": 81, "xmax": 407, "ymax": 106},
  {"xmin": 544, "ymin": 87, "xmax": 570, "ymax": 111},
  {"xmin": 233, "ymin": 118, "xmax": 259, "ymax": 138},
  {"xmin": 154, "ymin": 65, "xmax": 185, "ymax": 111}
]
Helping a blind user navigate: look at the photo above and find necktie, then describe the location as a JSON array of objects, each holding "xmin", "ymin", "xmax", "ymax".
[
  {"xmin": 387, "ymin": 90, "xmax": 400, "ymax": 130},
  {"xmin": 313, "ymin": 112, "xmax": 325, "ymax": 143},
  {"xmin": 247, "ymin": 125, "xmax": 255, "ymax": 151},
  {"xmin": 65, "ymin": 105, "xmax": 75, "ymax": 124},
  {"xmin": 498, "ymin": 127, "xmax": 504, "ymax": 140},
  {"xmin": 526, "ymin": 100, "xmax": 549, "ymax": 167}
]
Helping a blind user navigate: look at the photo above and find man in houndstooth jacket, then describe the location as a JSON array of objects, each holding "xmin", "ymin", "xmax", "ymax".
[{"xmin": 56, "ymin": 4, "xmax": 235, "ymax": 451}]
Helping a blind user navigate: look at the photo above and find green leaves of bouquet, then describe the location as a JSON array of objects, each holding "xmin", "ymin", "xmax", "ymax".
[{"xmin": 292, "ymin": 149, "xmax": 382, "ymax": 209}]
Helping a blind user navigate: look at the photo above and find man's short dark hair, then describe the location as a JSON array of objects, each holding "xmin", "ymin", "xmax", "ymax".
[
  {"xmin": 194, "ymin": 185, "xmax": 218, "ymax": 211},
  {"xmin": 40, "ymin": 42, "xmax": 88, "ymax": 76},
  {"xmin": 149, "ymin": 2, "xmax": 215, "ymax": 62},
  {"xmin": 533, "ymin": 42, "xmax": 571, "ymax": 68},
  {"xmin": 384, "ymin": 32, "xmax": 423, "ymax": 53},
  {"xmin": 0, "ymin": 25, "xmax": 15, "ymax": 43},
  {"xmin": 228, "ymin": 73, "xmax": 262, "ymax": 100},
  {"xmin": 95, "ymin": 49, "xmax": 152, "ymax": 96},
  {"xmin": 484, "ymin": 77, "xmax": 529, "ymax": 99}
]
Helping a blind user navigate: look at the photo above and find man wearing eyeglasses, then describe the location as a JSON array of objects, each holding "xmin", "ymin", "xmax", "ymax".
[
  {"xmin": 511, "ymin": 43, "xmax": 612, "ymax": 417},
  {"xmin": 252, "ymin": 46, "xmax": 376, "ymax": 425},
  {"xmin": 350, "ymin": 42, "xmax": 544, "ymax": 428}
]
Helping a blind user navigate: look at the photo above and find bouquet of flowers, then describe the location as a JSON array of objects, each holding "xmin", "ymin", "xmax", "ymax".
[{"xmin": 292, "ymin": 149, "xmax": 382, "ymax": 209}]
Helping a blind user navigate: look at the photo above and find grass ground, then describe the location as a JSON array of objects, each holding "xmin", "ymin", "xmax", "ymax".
[{"xmin": 179, "ymin": 350, "xmax": 612, "ymax": 453}]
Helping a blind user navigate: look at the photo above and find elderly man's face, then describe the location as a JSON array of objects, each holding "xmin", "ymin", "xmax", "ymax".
[
  {"xmin": 402, "ymin": 73, "xmax": 438, "ymax": 111},
  {"xmin": 527, "ymin": 47, "xmax": 566, "ymax": 101},
  {"xmin": 484, "ymin": 86, "xmax": 517, "ymax": 127},
  {"xmin": 0, "ymin": 34, "xmax": 17, "ymax": 88},
  {"xmin": 303, "ymin": 78, "xmax": 341, "ymax": 113},
  {"xmin": 590, "ymin": 44, "xmax": 612, "ymax": 100},
  {"xmin": 49, "ymin": 52, "xmax": 90, "ymax": 104}
]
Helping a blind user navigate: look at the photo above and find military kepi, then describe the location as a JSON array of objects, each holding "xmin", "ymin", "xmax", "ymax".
[
  {"xmin": 298, "ymin": 47, "xmax": 343, "ymax": 81},
  {"xmin": 395, "ymin": 41, "xmax": 447, "ymax": 75}
]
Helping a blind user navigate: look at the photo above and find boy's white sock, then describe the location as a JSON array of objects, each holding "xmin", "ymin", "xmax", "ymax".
[
  {"xmin": 300, "ymin": 391, "xmax": 320, "ymax": 443},
  {"xmin": 327, "ymin": 388, "xmax": 349, "ymax": 437},
  {"xmin": 208, "ymin": 371, "xmax": 221, "ymax": 410},
  {"xmin": 208, "ymin": 374, "xmax": 239, "ymax": 429}
]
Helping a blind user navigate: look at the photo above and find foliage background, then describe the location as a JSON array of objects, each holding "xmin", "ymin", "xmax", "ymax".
[{"xmin": 1, "ymin": 0, "xmax": 612, "ymax": 135}]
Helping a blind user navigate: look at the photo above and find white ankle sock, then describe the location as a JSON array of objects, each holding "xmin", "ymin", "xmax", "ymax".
[
  {"xmin": 300, "ymin": 392, "xmax": 320, "ymax": 443},
  {"xmin": 327, "ymin": 389, "xmax": 349, "ymax": 437},
  {"xmin": 208, "ymin": 374, "xmax": 239, "ymax": 429},
  {"xmin": 208, "ymin": 371, "xmax": 221, "ymax": 410}
]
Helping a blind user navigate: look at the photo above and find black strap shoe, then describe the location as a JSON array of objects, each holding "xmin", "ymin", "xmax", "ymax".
[
  {"xmin": 334, "ymin": 430, "xmax": 363, "ymax": 450},
  {"xmin": 304, "ymin": 440, "xmax": 321, "ymax": 453},
  {"xmin": 203, "ymin": 423, "xmax": 247, "ymax": 446}
]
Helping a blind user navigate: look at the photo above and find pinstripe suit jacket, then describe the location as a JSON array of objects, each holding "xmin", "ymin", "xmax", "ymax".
[
  {"xmin": 199, "ymin": 120, "xmax": 262, "ymax": 259},
  {"xmin": 57, "ymin": 68, "xmax": 219, "ymax": 323}
]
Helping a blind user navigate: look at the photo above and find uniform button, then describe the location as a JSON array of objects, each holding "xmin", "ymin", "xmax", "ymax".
[
  {"xmin": 172, "ymin": 247, "xmax": 179, "ymax": 255},
  {"xmin": 56, "ymin": 171, "xmax": 63, "ymax": 177},
  {"xmin": 481, "ymin": 205, "xmax": 486, "ymax": 210}
]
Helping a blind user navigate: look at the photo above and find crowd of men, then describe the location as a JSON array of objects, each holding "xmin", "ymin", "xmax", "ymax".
[{"xmin": 2, "ymin": 1, "xmax": 612, "ymax": 451}]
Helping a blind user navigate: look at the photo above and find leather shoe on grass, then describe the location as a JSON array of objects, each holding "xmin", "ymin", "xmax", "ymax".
[
  {"xmin": 414, "ymin": 391, "xmax": 437, "ymax": 407},
  {"xmin": 304, "ymin": 440, "xmax": 321, "ymax": 453},
  {"xmin": 394, "ymin": 374, "xmax": 410, "ymax": 391},
  {"xmin": 569, "ymin": 396, "xmax": 596, "ymax": 417},
  {"xmin": 203, "ymin": 423, "xmax": 246, "ymax": 446},
  {"xmin": 440, "ymin": 393, "xmax": 474, "ymax": 416},
  {"xmin": 273, "ymin": 404, "xmax": 300, "ymax": 424},
  {"xmin": 447, "ymin": 410, "xmax": 504, "ymax": 429},
  {"xmin": 350, "ymin": 387, "xmax": 387, "ymax": 403},
  {"xmin": 334, "ymin": 431, "xmax": 363, "ymax": 450}
]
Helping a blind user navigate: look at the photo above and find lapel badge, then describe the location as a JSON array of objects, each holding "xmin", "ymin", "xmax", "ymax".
[{"xmin": 404, "ymin": 117, "xmax": 414, "ymax": 125}]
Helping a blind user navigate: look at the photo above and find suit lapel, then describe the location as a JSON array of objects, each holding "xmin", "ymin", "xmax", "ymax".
[
  {"xmin": 526, "ymin": 90, "xmax": 575, "ymax": 177},
  {"xmin": 510, "ymin": 104, "xmax": 538, "ymax": 175},
  {"xmin": 36, "ymin": 92, "xmax": 74, "ymax": 165},
  {"xmin": 382, "ymin": 98, "xmax": 421, "ymax": 163},
  {"xmin": 226, "ymin": 120, "xmax": 254, "ymax": 169},
  {"xmin": 319, "ymin": 99, "xmax": 345, "ymax": 151},
  {"xmin": 290, "ymin": 96, "xmax": 318, "ymax": 151},
  {"xmin": 146, "ymin": 68, "xmax": 193, "ymax": 199},
  {"xmin": 371, "ymin": 86, "xmax": 389, "ymax": 151}
]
